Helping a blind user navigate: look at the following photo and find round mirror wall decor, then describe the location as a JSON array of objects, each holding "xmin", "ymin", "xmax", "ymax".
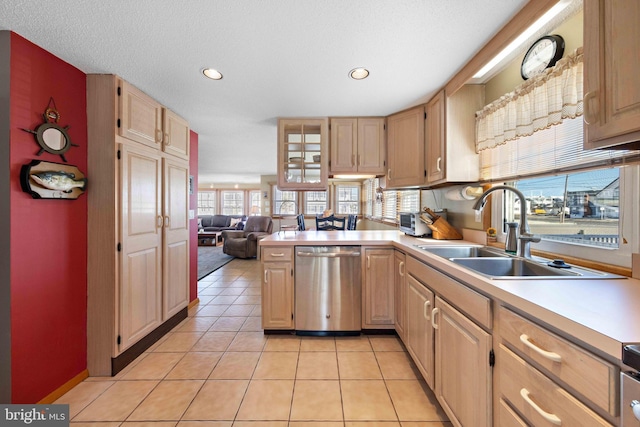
[{"xmin": 21, "ymin": 97, "xmax": 79, "ymax": 162}]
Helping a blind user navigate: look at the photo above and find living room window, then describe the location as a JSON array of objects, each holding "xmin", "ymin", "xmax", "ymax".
[
  {"xmin": 221, "ymin": 190, "xmax": 244, "ymax": 215},
  {"xmin": 197, "ymin": 191, "xmax": 216, "ymax": 215},
  {"xmin": 336, "ymin": 185, "xmax": 360, "ymax": 214},
  {"xmin": 273, "ymin": 188, "xmax": 298, "ymax": 215}
]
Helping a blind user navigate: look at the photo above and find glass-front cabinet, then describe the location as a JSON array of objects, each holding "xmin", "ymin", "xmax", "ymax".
[{"xmin": 277, "ymin": 118, "xmax": 328, "ymax": 190}]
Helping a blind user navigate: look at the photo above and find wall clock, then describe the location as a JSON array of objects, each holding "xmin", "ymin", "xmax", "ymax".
[{"xmin": 520, "ymin": 34, "xmax": 565, "ymax": 80}]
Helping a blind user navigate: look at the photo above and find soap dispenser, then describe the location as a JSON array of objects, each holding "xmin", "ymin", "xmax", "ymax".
[{"xmin": 505, "ymin": 222, "xmax": 518, "ymax": 254}]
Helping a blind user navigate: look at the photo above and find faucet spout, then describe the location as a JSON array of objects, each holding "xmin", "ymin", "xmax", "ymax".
[{"xmin": 474, "ymin": 185, "xmax": 538, "ymax": 258}]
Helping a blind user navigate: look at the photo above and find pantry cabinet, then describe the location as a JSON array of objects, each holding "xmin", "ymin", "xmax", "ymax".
[
  {"xmin": 329, "ymin": 117, "xmax": 386, "ymax": 175},
  {"xmin": 261, "ymin": 247, "xmax": 294, "ymax": 329},
  {"xmin": 386, "ymin": 106, "xmax": 425, "ymax": 188},
  {"xmin": 362, "ymin": 247, "xmax": 395, "ymax": 328},
  {"xmin": 87, "ymin": 74, "xmax": 190, "ymax": 376},
  {"xmin": 277, "ymin": 118, "xmax": 328, "ymax": 190},
  {"xmin": 583, "ymin": 0, "xmax": 640, "ymax": 150}
]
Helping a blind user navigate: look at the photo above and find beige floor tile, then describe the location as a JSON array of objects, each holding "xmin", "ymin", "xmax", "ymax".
[
  {"xmin": 55, "ymin": 380, "xmax": 115, "ymax": 419},
  {"xmin": 240, "ymin": 317, "xmax": 263, "ymax": 332},
  {"xmin": 166, "ymin": 352, "xmax": 223, "ymax": 379},
  {"xmin": 233, "ymin": 295, "xmax": 261, "ymax": 305},
  {"xmin": 209, "ymin": 352, "xmax": 261, "ymax": 379},
  {"xmin": 386, "ymin": 380, "xmax": 448, "ymax": 422},
  {"xmin": 369, "ymin": 336, "xmax": 405, "ymax": 352},
  {"xmin": 249, "ymin": 305, "xmax": 262, "ymax": 317},
  {"xmin": 191, "ymin": 331, "xmax": 237, "ymax": 352},
  {"xmin": 232, "ymin": 422, "xmax": 287, "ymax": 427},
  {"xmin": 227, "ymin": 331, "xmax": 267, "ymax": 351},
  {"xmin": 341, "ymin": 380, "xmax": 397, "ymax": 421},
  {"xmin": 72, "ymin": 423, "xmax": 123, "ymax": 427},
  {"xmin": 264, "ymin": 335, "xmax": 301, "ymax": 351},
  {"xmin": 400, "ymin": 423, "xmax": 453, "ymax": 427},
  {"xmin": 199, "ymin": 287, "xmax": 224, "ymax": 296},
  {"xmin": 195, "ymin": 305, "xmax": 231, "ymax": 317},
  {"xmin": 182, "ymin": 380, "xmax": 249, "ymax": 421},
  {"xmin": 153, "ymin": 332, "xmax": 203, "ymax": 352},
  {"xmin": 289, "ymin": 423, "xmax": 343, "ymax": 427},
  {"xmin": 177, "ymin": 422, "xmax": 232, "ymax": 427},
  {"xmin": 217, "ymin": 287, "xmax": 246, "ymax": 296},
  {"xmin": 338, "ymin": 351, "xmax": 382, "ymax": 379},
  {"xmin": 211, "ymin": 295, "xmax": 240, "ymax": 305},
  {"xmin": 346, "ymin": 423, "xmax": 401, "ymax": 427},
  {"xmin": 210, "ymin": 316, "xmax": 246, "ymax": 332},
  {"xmin": 128, "ymin": 380, "xmax": 204, "ymax": 421},
  {"xmin": 290, "ymin": 380, "xmax": 343, "ymax": 421},
  {"xmin": 221, "ymin": 305, "xmax": 255, "ymax": 317},
  {"xmin": 335, "ymin": 336, "xmax": 372, "ymax": 352},
  {"xmin": 195, "ymin": 295, "xmax": 215, "ymax": 305},
  {"xmin": 177, "ymin": 316, "xmax": 218, "ymax": 332},
  {"xmin": 253, "ymin": 352, "xmax": 298, "ymax": 379},
  {"xmin": 235, "ymin": 380, "xmax": 295, "ymax": 421},
  {"xmin": 299, "ymin": 337, "xmax": 336, "ymax": 352},
  {"xmin": 241, "ymin": 288, "xmax": 261, "ymax": 296},
  {"xmin": 375, "ymin": 352, "xmax": 420, "ymax": 380},
  {"xmin": 296, "ymin": 352, "xmax": 338, "ymax": 379},
  {"xmin": 121, "ymin": 353, "xmax": 184, "ymax": 380},
  {"xmin": 73, "ymin": 381, "xmax": 158, "ymax": 421}
]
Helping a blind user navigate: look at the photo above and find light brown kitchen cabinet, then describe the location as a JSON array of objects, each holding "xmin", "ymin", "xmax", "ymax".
[
  {"xmin": 393, "ymin": 250, "xmax": 407, "ymax": 342},
  {"xmin": 405, "ymin": 274, "xmax": 435, "ymax": 389},
  {"xmin": 87, "ymin": 74, "xmax": 190, "ymax": 376},
  {"xmin": 261, "ymin": 247, "xmax": 294, "ymax": 330},
  {"xmin": 362, "ymin": 247, "xmax": 395, "ymax": 329},
  {"xmin": 584, "ymin": 0, "xmax": 640, "ymax": 150},
  {"xmin": 119, "ymin": 79, "xmax": 190, "ymax": 160},
  {"xmin": 386, "ymin": 105, "xmax": 425, "ymax": 188},
  {"xmin": 425, "ymin": 86, "xmax": 484, "ymax": 185},
  {"xmin": 278, "ymin": 118, "xmax": 328, "ymax": 190},
  {"xmin": 330, "ymin": 117, "xmax": 386, "ymax": 175},
  {"xmin": 434, "ymin": 296, "xmax": 491, "ymax": 427}
]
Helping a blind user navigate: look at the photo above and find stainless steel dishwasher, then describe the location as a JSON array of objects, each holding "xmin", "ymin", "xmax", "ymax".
[{"xmin": 295, "ymin": 246, "xmax": 361, "ymax": 335}]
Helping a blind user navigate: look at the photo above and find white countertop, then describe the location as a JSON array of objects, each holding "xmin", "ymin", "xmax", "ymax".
[{"xmin": 259, "ymin": 230, "xmax": 640, "ymax": 362}]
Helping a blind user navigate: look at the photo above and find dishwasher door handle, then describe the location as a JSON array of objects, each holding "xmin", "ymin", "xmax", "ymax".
[{"xmin": 296, "ymin": 251, "xmax": 361, "ymax": 258}]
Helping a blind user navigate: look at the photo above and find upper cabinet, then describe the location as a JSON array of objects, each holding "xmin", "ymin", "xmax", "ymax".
[
  {"xmin": 277, "ymin": 118, "xmax": 329, "ymax": 190},
  {"xmin": 386, "ymin": 106, "xmax": 425, "ymax": 188},
  {"xmin": 425, "ymin": 86, "xmax": 484, "ymax": 185},
  {"xmin": 583, "ymin": 0, "xmax": 640, "ymax": 150},
  {"xmin": 330, "ymin": 117, "xmax": 386, "ymax": 175},
  {"xmin": 119, "ymin": 80, "xmax": 190, "ymax": 160}
]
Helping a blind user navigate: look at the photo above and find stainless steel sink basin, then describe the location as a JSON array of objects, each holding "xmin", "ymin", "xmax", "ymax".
[{"xmin": 415, "ymin": 245, "xmax": 508, "ymax": 259}]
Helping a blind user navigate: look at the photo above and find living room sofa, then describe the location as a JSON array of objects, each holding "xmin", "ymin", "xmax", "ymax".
[{"xmin": 198, "ymin": 214, "xmax": 247, "ymax": 232}]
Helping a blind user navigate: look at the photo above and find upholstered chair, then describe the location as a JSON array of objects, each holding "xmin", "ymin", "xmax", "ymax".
[{"xmin": 221, "ymin": 216, "xmax": 274, "ymax": 258}]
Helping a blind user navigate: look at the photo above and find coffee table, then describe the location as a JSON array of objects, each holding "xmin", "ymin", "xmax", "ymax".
[{"xmin": 198, "ymin": 231, "xmax": 223, "ymax": 247}]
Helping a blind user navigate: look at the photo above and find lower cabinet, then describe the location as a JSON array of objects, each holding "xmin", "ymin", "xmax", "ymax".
[
  {"xmin": 434, "ymin": 296, "xmax": 492, "ymax": 427},
  {"xmin": 406, "ymin": 274, "xmax": 435, "ymax": 389},
  {"xmin": 394, "ymin": 250, "xmax": 407, "ymax": 341},
  {"xmin": 362, "ymin": 247, "xmax": 395, "ymax": 328},
  {"xmin": 261, "ymin": 247, "xmax": 294, "ymax": 329}
]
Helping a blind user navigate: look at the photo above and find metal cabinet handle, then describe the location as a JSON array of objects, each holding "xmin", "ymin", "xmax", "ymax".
[
  {"xmin": 423, "ymin": 300, "xmax": 431, "ymax": 320},
  {"xmin": 399, "ymin": 261, "xmax": 405, "ymax": 276},
  {"xmin": 519, "ymin": 334, "xmax": 562, "ymax": 363},
  {"xmin": 631, "ymin": 400, "xmax": 640, "ymax": 420},
  {"xmin": 583, "ymin": 91, "xmax": 597, "ymax": 125},
  {"xmin": 367, "ymin": 255, "xmax": 370, "ymax": 269},
  {"xmin": 164, "ymin": 132, "xmax": 171, "ymax": 146},
  {"xmin": 520, "ymin": 388, "xmax": 561, "ymax": 425},
  {"xmin": 264, "ymin": 270, "xmax": 268, "ymax": 283},
  {"xmin": 431, "ymin": 307, "xmax": 439, "ymax": 329},
  {"xmin": 436, "ymin": 157, "xmax": 441, "ymax": 172},
  {"xmin": 155, "ymin": 129, "xmax": 163, "ymax": 144},
  {"xmin": 388, "ymin": 169, "xmax": 392, "ymax": 180},
  {"xmin": 270, "ymin": 253, "xmax": 285, "ymax": 257},
  {"xmin": 164, "ymin": 216, "xmax": 170, "ymax": 228}
]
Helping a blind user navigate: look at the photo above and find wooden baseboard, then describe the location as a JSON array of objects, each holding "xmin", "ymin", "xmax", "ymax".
[
  {"xmin": 188, "ymin": 298, "xmax": 200, "ymax": 309},
  {"xmin": 38, "ymin": 369, "xmax": 89, "ymax": 404}
]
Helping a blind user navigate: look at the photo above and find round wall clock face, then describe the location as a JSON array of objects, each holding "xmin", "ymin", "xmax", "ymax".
[{"xmin": 521, "ymin": 34, "xmax": 565, "ymax": 80}]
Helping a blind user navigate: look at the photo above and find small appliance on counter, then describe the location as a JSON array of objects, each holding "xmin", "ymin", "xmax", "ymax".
[{"xmin": 399, "ymin": 209, "xmax": 448, "ymax": 237}]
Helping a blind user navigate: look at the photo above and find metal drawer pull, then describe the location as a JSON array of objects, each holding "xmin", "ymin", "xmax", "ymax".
[
  {"xmin": 297, "ymin": 252, "xmax": 361, "ymax": 258},
  {"xmin": 423, "ymin": 300, "xmax": 431, "ymax": 320},
  {"xmin": 399, "ymin": 261, "xmax": 405, "ymax": 276},
  {"xmin": 431, "ymin": 307, "xmax": 439, "ymax": 329},
  {"xmin": 270, "ymin": 253, "xmax": 285, "ymax": 257},
  {"xmin": 631, "ymin": 400, "xmax": 640, "ymax": 420},
  {"xmin": 520, "ymin": 388, "xmax": 561, "ymax": 425},
  {"xmin": 519, "ymin": 334, "xmax": 562, "ymax": 363}
]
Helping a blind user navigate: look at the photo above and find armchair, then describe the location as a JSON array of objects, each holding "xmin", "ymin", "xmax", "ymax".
[{"xmin": 221, "ymin": 215, "xmax": 273, "ymax": 258}]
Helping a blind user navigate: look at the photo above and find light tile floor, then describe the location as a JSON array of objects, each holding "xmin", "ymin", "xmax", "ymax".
[{"xmin": 57, "ymin": 258, "xmax": 452, "ymax": 426}]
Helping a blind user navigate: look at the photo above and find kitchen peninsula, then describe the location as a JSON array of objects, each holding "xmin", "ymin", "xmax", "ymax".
[{"xmin": 259, "ymin": 229, "xmax": 640, "ymax": 426}]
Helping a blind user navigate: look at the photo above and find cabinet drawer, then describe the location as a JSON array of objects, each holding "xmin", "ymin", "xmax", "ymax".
[
  {"xmin": 498, "ymin": 399, "xmax": 527, "ymax": 427},
  {"xmin": 261, "ymin": 247, "xmax": 292, "ymax": 262},
  {"xmin": 499, "ymin": 307, "xmax": 617, "ymax": 415},
  {"xmin": 499, "ymin": 345, "xmax": 612, "ymax": 427}
]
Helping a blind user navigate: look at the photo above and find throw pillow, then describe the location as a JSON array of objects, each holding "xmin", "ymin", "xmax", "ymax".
[{"xmin": 230, "ymin": 217, "xmax": 241, "ymax": 228}]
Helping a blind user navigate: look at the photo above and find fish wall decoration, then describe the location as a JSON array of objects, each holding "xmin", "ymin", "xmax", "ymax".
[{"xmin": 20, "ymin": 160, "xmax": 87, "ymax": 199}]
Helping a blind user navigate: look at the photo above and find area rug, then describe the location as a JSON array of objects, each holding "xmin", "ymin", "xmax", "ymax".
[{"xmin": 198, "ymin": 245, "xmax": 234, "ymax": 279}]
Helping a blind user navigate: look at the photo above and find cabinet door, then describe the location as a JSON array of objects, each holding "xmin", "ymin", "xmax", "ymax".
[
  {"xmin": 330, "ymin": 118, "xmax": 358, "ymax": 173},
  {"xmin": 357, "ymin": 118, "xmax": 386, "ymax": 174},
  {"xmin": 425, "ymin": 90, "xmax": 446, "ymax": 184},
  {"xmin": 584, "ymin": 0, "xmax": 640, "ymax": 149},
  {"xmin": 119, "ymin": 80, "xmax": 163, "ymax": 149},
  {"xmin": 163, "ymin": 109, "xmax": 190, "ymax": 160},
  {"xmin": 394, "ymin": 250, "xmax": 407, "ymax": 342},
  {"xmin": 406, "ymin": 274, "xmax": 435, "ymax": 389},
  {"xmin": 363, "ymin": 248, "xmax": 395, "ymax": 328},
  {"xmin": 162, "ymin": 157, "xmax": 190, "ymax": 320},
  {"xmin": 386, "ymin": 106, "xmax": 425, "ymax": 188},
  {"xmin": 262, "ymin": 262, "xmax": 294, "ymax": 329},
  {"xmin": 434, "ymin": 296, "xmax": 492, "ymax": 427},
  {"xmin": 278, "ymin": 118, "xmax": 328, "ymax": 190},
  {"xmin": 119, "ymin": 143, "xmax": 163, "ymax": 352}
]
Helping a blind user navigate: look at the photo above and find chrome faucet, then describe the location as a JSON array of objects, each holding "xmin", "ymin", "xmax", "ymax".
[{"xmin": 472, "ymin": 185, "xmax": 540, "ymax": 258}]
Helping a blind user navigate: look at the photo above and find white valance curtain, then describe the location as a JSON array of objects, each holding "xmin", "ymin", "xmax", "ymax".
[{"xmin": 475, "ymin": 47, "xmax": 584, "ymax": 152}]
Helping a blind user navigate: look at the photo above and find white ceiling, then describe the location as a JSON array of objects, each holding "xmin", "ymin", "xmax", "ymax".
[{"xmin": 0, "ymin": 0, "xmax": 530, "ymax": 185}]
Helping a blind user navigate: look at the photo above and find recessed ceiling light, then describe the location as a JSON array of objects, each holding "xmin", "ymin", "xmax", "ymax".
[
  {"xmin": 202, "ymin": 68, "xmax": 223, "ymax": 80},
  {"xmin": 349, "ymin": 67, "xmax": 370, "ymax": 80}
]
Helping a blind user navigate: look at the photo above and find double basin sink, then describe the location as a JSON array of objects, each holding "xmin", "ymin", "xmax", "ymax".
[{"xmin": 415, "ymin": 245, "xmax": 622, "ymax": 280}]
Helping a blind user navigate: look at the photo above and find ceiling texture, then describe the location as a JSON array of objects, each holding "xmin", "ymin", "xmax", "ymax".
[{"xmin": 1, "ymin": 0, "xmax": 530, "ymax": 185}]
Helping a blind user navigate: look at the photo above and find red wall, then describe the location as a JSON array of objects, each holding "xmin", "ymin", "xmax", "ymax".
[
  {"xmin": 189, "ymin": 130, "xmax": 198, "ymax": 301},
  {"xmin": 9, "ymin": 33, "xmax": 87, "ymax": 403}
]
